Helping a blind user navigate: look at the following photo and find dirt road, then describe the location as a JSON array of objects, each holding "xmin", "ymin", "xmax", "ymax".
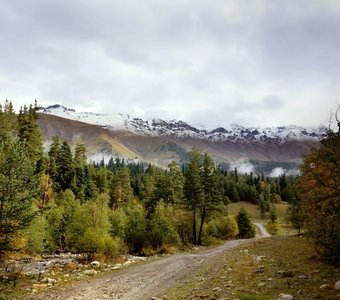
[
  {"xmin": 254, "ymin": 222, "xmax": 271, "ymax": 238},
  {"xmin": 26, "ymin": 239, "xmax": 252, "ymax": 300}
]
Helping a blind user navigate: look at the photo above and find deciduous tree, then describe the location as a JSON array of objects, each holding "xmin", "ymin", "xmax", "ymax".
[{"xmin": 298, "ymin": 124, "xmax": 340, "ymax": 262}]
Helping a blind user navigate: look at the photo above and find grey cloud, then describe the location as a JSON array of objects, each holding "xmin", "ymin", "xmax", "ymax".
[
  {"xmin": 261, "ymin": 95, "xmax": 284, "ymax": 110},
  {"xmin": 0, "ymin": 0, "xmax": 339, "ymax": 128}
]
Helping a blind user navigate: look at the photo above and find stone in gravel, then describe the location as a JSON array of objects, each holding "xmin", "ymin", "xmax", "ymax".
[
  {"xmin": 319, "ymin": 284, "xmax": 331, "ymax": 289},
  {"xmin": 335, "ymin": 281, "xmax": 340, "ymax": 290},
  {"xmin": 277, "ymin": 294, "xmax": 294, "ymax": 300},
  {"xmin": 258, "ymin": 282, "xmax": 266, "ymax": 287},
  {"xmin": 90, "ymin": 261, "xmax": 100, "ymax": 267},
  {"xmin": 41, "ymin": 277, "xmax": 57, "ymax": 286},
  {"xmin": 83, "ymin": 269, "xmax": 97, "ymax": 276}
]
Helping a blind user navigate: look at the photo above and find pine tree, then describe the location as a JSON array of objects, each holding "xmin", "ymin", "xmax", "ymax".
[
  {"xmin": 183, "ymin": 149, "xmax": 204, "ymax": 245},
  {"xmin": 48, "ymin": 136, "xmax": 61, "ymax": 191},
  {"xmin": 17, "ymin": 103, "xmax": 43, "ymax": 167},
  {"xmin": 0, "ymin": 138, "xmax": 38, "ymax": 259},
  {"xmin": 197, "ymin": 153, "xmax": 221, "ymax": 245},
  {"xmin": 56, "ymin": 141, "xmax": 74, "ymax": 192},
  {"xmin": 0, "ymin": 100, "xmax": 17, "ymax": 143},
  {"xmin": 109, "ymin": 168, "xmax": 134, "ymax": 209},
  {"xmin": 165, "ymin": 161, "xmax": 184, "ymax": 205},
  {"xmin": 73, "ymin": 143, "xmax": 87, "ymax": 199},
  {"xmin": 236, "ymin": 207, "xmax": 255, "ymax": 238}
]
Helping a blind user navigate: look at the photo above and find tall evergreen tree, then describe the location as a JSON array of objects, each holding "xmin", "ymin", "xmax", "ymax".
[
  {"xmin": 197, "ymin": 153, "xmax": 221, "ymax": 245},
  {"xmin": 0, "ymin": 100, "xmax": 17, "ymax": 143},
  {"xmin": 165, "ymin": 161, "xmax": 184, "ymax": 205},
  {"xmin": 17, "ymin": 102, "xmax": 43, "ymax": 167},
  {"xmin": 109, "ymin": 168, "xmax": 134, "ymax": 209},
  {"xmin": 56, "ymin": 141, "xmax": 74, "ymax": 192},
  {"xmin": 183, "ymin": 149, "xmax": 204, "ymax": 245},
  {"xmin": 0, "ymin": 138, "xmax": 38, "ymax": 259},
  {"xmin": 236, "ymin": 207, "xmax": 255, "ymax": 238},
  {"xmin": 73, "ymin": 143, "xmax": 87, "ymax": 200},
  {"xmin": 47, "ymin": 136, "xmax": 61, "ymax": 191}
]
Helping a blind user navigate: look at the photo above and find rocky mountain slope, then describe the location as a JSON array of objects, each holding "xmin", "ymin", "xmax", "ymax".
[
  {"xmin": 40, "ymin": 105, "xmax": 326, "ymax": 144},
  {"xmin": 37, "ymin": 105, "xmax": 326, "ymax": 172}
]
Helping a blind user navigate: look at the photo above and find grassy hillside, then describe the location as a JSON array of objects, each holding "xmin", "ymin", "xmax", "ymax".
[
  {"xmin": 228, "ymin": 201, "xmax": 288, "ymax": 222},
  {"xmin": 166, "ymin": 236, "xmax": 340, "ymax": 300}
]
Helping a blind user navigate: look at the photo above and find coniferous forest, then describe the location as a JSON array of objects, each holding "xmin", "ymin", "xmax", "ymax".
[{"xmin": 0, "ymin": 100, "xmax": 338, "ymax": 265}]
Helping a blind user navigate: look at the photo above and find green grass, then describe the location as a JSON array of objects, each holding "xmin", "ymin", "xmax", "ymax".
[
  {"xmin": 166, "ymin": 236, "xmax": 340, "ymax": 300},
  {"xmin": 228, "ymin": 201, "xmax": 288, "ymax": 222}
]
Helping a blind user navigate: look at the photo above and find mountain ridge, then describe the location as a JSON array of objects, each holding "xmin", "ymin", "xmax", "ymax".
[
  {"xmin": 39, "ymin": 104, "xmax": 327, "ymax": 145},
  {"xmin": 37, "ymin": 104, "xmax": 324, "ymax": 173}
]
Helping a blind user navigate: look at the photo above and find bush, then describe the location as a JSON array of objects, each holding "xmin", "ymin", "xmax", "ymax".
[
  {"xmin": 266, "ymin": 205, "xmax": 281, "ymax": 235},
  {"xmin": 224, "ymin": 217, "xmax": 239, "ymax": 239},
  {"xmin": 236, "ymin": 208, "xmax": 255, "ymax": 238},
  {"xmin": 25, "ymin": 214, "xmax": 49, "ymax": 254},
  {"xmin": 109, "ymin": 208, "xmax": 128, "ymax": 239},
  {"xmin": 102, "ymin": 236, "xmax": 124, "ymax": 259},
  {"xmin": 266, "ymin": 219, "xmax": 282, "ymax": 235},
  {"xmin": 207, "ymin": 216, "xmax": 238, "ymax": 239},
  {"xmin": 148, "ymin": 201, "xmax": 180, "ymax": 250},
  {"xmin": 123, "ymin": 199, "xmax": 147, "ymax": 253}
]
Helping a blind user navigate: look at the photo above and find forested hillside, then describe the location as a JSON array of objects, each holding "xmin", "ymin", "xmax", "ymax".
[{"xmin": 0, "ymin": 101, "xmax": 294, "ymax": 261}]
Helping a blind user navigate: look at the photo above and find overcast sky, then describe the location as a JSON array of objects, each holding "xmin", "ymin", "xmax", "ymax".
[{"xmin": 0, "ymin": 0, "xmax": 339, "ymax": 128}]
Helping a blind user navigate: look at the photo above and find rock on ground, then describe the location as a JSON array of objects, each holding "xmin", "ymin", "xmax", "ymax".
[{"xmin": 278, "ymin": 294, "xmax": 294, "ymax": 300}]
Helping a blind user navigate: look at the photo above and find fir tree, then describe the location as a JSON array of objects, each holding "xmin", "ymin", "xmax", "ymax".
[
  {"xmin": 17, "ymin": 103, "xmax": 43, "ymax": 167},
  {"xmin": 236, "ymin": 207, "xmax": 255, "ymax": 238},
  {"xmin": 0, "ymin": 138, "xmax": 38, "ymax": 259},
  {"xmin": 197, "ymin": 153, "xmax": 221, "ymax": 245},
  {"xmin": 56, "ymin": 141, "xmax": 74, "ymax": 192},
  {"xmin": 183, "ymin": 149, "xmax": 204, "ymax": 245}
]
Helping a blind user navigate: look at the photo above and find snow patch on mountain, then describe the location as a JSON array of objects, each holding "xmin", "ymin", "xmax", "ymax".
[{"xmin": 40, "ymin": 104, "xmax": 327, "ymax": 144}]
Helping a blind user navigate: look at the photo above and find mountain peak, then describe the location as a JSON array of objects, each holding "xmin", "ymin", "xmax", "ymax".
[{"xmin": 39, "ymin": 104, "xmax": 327, "ymax": 144}]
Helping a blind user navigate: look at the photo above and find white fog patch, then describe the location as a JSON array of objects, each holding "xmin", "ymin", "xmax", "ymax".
[
  {"xmin": 269, "ymin": 167, "xmax": 285, "ymax": 177},
  {"xmin": 269, "ymin": 167, "xmax": 300, "ymax": 177},
  {"xmin": 89, "ymin": 152, "xmax": 116, "ymax": 164},
  {"xmin": 229, "ymin": 158, "xmax": 255, "ymax": 174}
]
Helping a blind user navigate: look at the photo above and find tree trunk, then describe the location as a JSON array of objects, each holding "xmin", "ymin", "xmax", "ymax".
[
  {"xmin": 192, "ymin": 201, "xmax": 197, "ymax": 245},
  {"xmin": 197, "ymin": 205, "xmax": 206, "ymax": 245}
]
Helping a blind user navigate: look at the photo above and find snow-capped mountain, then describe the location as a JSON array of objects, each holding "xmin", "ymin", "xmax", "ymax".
[{"xmin": 40, "ymin": 104, "xmax": 327, "ymax": 144}]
